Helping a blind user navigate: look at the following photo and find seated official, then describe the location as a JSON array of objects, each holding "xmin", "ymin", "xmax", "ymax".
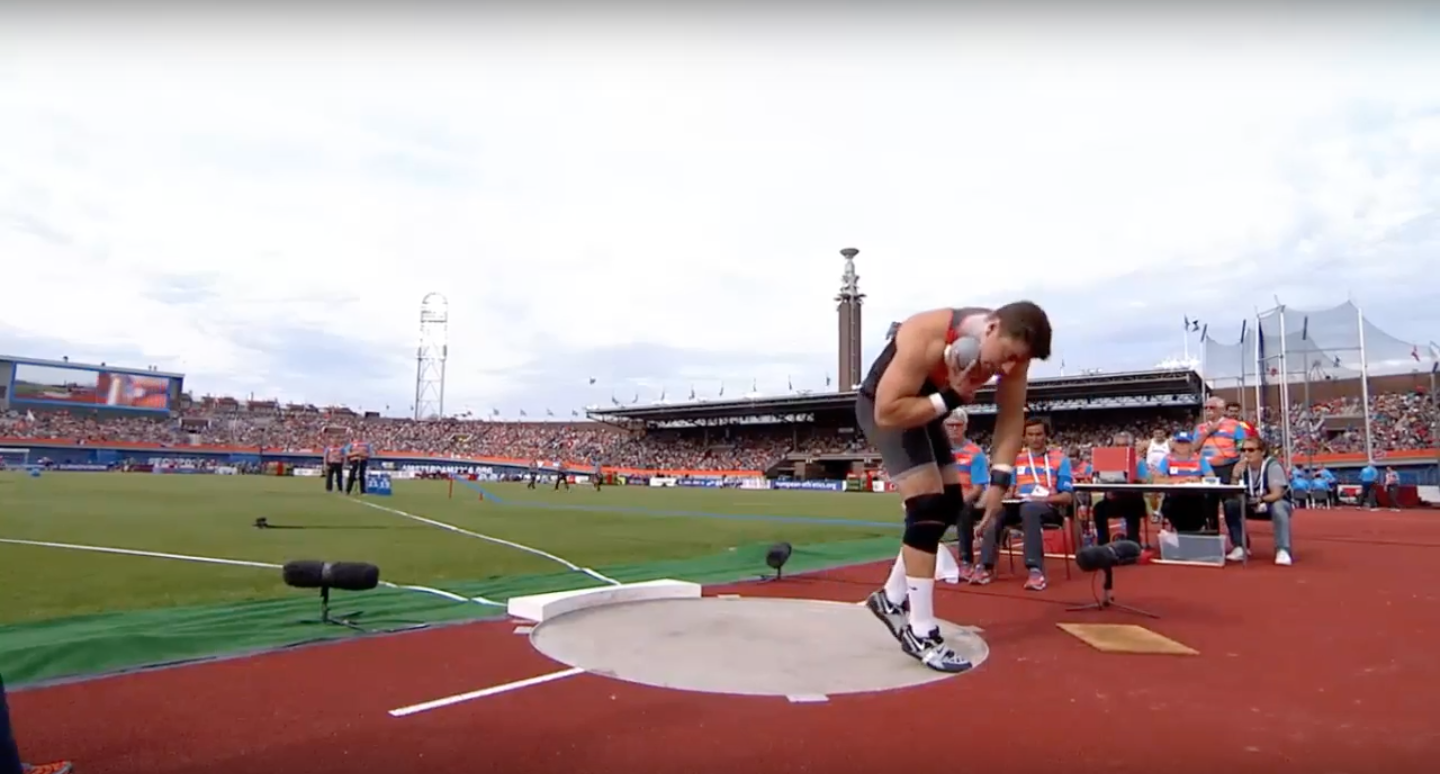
[
  {"xmin": 1224, "ymin": 437, "xmax": 1294, "ymax": 566},
  {"xmin": 1290, "ymin": 470, "xmax": 1310, "ymax": 508},
  {"xmin": 1153, "ymin": 432, "xmax": 1215, "ymax": 534},
  {"xmin": 1092, "ymin": 431, "xmax": 1147, "ymax": 546},
  {"xmin": 1309, "ymin": 471, "xmax": 1332, "ymax": 508},
  {"xmin": 943, "ymin": 410, "xmax": 990, "ymax": 577},
  {"xmin": 973, "ymin": 417, "xmax": 1072, "ymax": 592}
]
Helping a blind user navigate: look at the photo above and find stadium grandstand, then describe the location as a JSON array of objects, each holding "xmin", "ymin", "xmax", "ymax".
[{"xmin": 0, "ymin": 282, "xmax": 1435, "ymax": 488}]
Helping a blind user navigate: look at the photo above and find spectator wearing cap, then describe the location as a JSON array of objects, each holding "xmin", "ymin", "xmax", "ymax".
[{"xmin": 1153, "ymin": 431, "xmax": 1214, "ymax": 534}]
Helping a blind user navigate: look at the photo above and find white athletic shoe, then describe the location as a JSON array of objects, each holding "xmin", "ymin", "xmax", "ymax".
[
  {"xmin": 1226, "ymin": 546, "xmax": 1248, "ymax": 562},
  {"xmin": 1274, "ymin": 550, "xmax": 1292, "ymax": 566}
]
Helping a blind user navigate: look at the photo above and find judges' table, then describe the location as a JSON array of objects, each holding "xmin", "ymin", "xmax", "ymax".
[{"xmin": 1072, "ymin": 482, "xmax": 1249, "ymax": 567}]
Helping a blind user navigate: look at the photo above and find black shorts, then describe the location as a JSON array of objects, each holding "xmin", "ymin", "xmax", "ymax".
[{"xmin": 855, "ymin": 393, "xmax": 955, "ymax": 476}]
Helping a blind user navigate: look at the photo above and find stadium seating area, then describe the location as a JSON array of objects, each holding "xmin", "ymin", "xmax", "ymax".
[{"xmin": 2, "ymin": 389, "xmax": 1434, "ymax": 470}]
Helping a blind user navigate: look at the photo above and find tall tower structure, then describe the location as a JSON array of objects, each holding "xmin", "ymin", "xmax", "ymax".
[
  {"xmin": 414, "ymin": 293, "xmax": 449, "ymax": 420},
  {"xmin": 836, "ymin": 247, "xmax": 864, "ymax": 391}
]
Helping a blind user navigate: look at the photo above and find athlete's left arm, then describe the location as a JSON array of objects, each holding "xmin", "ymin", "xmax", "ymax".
[
  {"xmin": 1201, "ymin": 458, "xmax": 1216, "ymax": 477},
  {"xmin": 1048, "ymin": 456, "xmax": 1074, "ymax": 506}
]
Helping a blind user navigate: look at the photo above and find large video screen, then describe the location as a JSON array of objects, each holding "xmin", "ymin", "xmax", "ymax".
[{"xmin": 10, "ymin": 362, "xmax": 172, "ymax": 411}]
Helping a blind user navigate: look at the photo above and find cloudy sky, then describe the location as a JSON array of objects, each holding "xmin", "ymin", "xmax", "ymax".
[{"xmin": 1, "ymin": 5, "xmax": 1437, "ymax": 419}]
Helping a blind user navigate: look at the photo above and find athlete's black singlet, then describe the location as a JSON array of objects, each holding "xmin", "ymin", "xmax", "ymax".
[{"xmin": 857, "ymin": 307, "xmax": 988, "ymax": 400}]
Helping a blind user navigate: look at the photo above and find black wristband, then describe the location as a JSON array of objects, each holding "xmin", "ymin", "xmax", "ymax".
[
  {"xmin": 939, "ymin": 389, "xmax": 965, "ymax": 411},
  {"xmin": 989, "ymin": 468, "xmax": 1013, "ymax": 490}
]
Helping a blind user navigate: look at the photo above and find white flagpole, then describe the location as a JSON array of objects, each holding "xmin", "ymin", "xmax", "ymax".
[
  {"xmin": 1253, "ymin": 312, "xmax": 1264, "ymax": 429},
  {"xmin": 1356, "ymin": 303, "xmax": 1376, "ymax": 463},
  {"xmin": 1277, "ymin": 307, "xmax": 1294, "ymax": 469}
]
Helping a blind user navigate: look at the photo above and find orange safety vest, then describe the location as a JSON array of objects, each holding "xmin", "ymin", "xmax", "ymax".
[
  {"xmin": 1164, "ymin": 454, "xmax": 1207, "ymax": 478},
  {"xmin": 951, "ymin": 440, "xmax": 984, "ymax": 487},
  {"xmin": 1196, "ymin": 417, "xmax": 1243, "ymax": 466},
  {"xmin": 1013, "ymin": 447, "xmax": 1067, "ymax": 495}
]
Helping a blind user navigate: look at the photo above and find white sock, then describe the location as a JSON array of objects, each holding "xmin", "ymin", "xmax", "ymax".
[
  {"xmin": 883, "ymin": 553, "xmax": 908, "ymax": 605},
  {"xmin": 906, "ymin": 576, "xmax": 937, "ymax": 636}
]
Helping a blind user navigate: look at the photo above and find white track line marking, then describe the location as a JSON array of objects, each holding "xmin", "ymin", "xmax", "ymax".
[
  {"xmin": 0, "ymin": 537, "xmax": 500, "ymax": 607},
  {"xmin": 512, "ymin": 625, "xmax": 534, "ymax": 635},
  {"xmin": 787, "ymin": 694, "xmax": 829, "ymax": 703},
  {"xmin": 388, "ymin": 667, "xmax": 585, "ymax": 717},
  {"xmin": 355, "ymin": 499, "xmax": 620, "ymax": 586}
]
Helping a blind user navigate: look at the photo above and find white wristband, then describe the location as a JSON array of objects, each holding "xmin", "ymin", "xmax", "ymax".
[
  {"xmin": 928, "ymin": 392, "xmax": 949, "ymax": 418},
  {"xmin": 991, "ymin": 464, "xmax": 1014, "ymax": 474}
]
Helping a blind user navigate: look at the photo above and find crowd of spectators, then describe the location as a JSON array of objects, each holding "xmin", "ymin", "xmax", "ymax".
[{"xmin": 1, "ymin": 389, "xmax": 1435, "ymax": 471}]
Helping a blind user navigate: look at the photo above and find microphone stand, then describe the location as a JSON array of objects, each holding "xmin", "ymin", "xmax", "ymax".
[{"xmin": 1067, "ymin": 566, "xmax": 1159, "ymax": 619}]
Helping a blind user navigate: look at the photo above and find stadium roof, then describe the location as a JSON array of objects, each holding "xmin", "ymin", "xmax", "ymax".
[
  {"xmin": 589, "ymin": 368, "xmax": 1204, "ymax": 423},
  {"xmin": 2, "ymin": 354, "xmax": 185, "ymax": 380}
]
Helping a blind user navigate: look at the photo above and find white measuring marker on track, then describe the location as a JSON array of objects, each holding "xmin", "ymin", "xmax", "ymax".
[{"xmin": 388, "ymin": 667, "xmax": 586, "ymax": 717}]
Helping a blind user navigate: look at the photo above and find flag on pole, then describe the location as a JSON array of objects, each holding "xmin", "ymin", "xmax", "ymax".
[
  {"xmin": 688, "ymin": 385, "xmax": 696, "ymax": 399},
  {"xmin": 787, "ymin": 375, "xmax": 793, "ymax": 391},
  {"xmin": 1412, "ymin": 345, "xmax": 1421, "ymax": 362},
  {"xmin": 1199, "ymin": 324, "xmax": 1208, "ymax": 342},
  {"xmin": 588, "ymin": 377, "xmax": 596, "ymax": 385},
  {"xmin": 1301, "ymin": 317, "xmax": 1309, "ymax": 341}
]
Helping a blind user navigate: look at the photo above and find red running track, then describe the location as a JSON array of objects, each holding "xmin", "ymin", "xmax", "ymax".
[{"xmin": 11, "ymin": 508, "xmax": 1440, "ymax": 773}]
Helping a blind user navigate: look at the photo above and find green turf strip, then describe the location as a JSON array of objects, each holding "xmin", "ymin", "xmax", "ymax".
[{"xmin": 0, "ymin": 536, "xmax": 900, "ymax": 687}]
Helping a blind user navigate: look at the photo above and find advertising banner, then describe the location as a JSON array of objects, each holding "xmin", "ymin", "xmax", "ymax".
[{"xmin": 772, "ymin": 480, "xmax": 846, "ymax": 492}]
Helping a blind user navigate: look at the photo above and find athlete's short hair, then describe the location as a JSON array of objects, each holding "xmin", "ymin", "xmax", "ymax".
[{"xmin": 993, "ymin": 301, "xmax": 1053, "ymax": 361}]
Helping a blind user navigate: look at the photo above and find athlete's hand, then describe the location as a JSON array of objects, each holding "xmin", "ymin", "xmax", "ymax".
[{"xmin": 973, "ymin": 483, "xmax": 1006, "ymax": 540}]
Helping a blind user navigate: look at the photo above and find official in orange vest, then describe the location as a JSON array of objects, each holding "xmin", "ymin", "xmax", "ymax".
[
  {"xmin": 323, "ymin": 444, "xmax": 345, "ymax": 493},
  {"xmin": 973, "ymin": 416, "xmax": 1072, "ymax": 592},
  {"xmin": 1196, "ymin": 396, "xmax": 1248, "ymax": 525},
  {"xmin": 942, "ymin": 409, "xmax": 990, "ymax": 579}
]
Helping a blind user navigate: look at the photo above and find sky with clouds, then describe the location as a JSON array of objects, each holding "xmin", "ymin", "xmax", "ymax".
[{"xmin": 1, "ymin": 5, "xmax": 1437, "ymax": 419}]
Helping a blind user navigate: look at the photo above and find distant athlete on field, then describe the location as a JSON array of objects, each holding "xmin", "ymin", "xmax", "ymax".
[{"xmin": 855, "ymin": 302, "xmax": 1052, "ymax": 673}]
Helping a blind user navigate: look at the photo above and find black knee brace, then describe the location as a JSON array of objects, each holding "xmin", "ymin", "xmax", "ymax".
[
  {"xmin": 902, "ymin": 493, "xmax": 951, "ymax": 552},
  {"xmin": 941, "ymin": 483, "xmax": 965, "ymax": 521}
]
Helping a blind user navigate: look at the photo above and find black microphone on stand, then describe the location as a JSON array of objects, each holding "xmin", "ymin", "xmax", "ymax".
[
  {"xmin": 1068, "ymin": 540, "xmax": 1157, "ymax": 618},
  {"xmin": 1075, "ymin": 540, "xmax": 1143, "ymax": 573}
]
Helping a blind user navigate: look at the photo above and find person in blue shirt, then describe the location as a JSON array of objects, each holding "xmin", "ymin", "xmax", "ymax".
[
  {"xmin": 1290, "ymin": 468, "xmax": 1311, "ymax": 508},
  {"xmin": 1359, "ymin": 462, "xmax": 1380, "ymax": 509},
  {"xmin": 1310, "ymin": 468, "xmax": 1333, "ymax": 508}
]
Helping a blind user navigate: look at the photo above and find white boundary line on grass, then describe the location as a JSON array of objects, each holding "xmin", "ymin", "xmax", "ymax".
[
  {"xmin": 354, "ymin": 499, "xmax": 621, "ymax": 586},
  {"xmin": 0, "ymin": 537, "xmax": 502, "ymax": 607},
  {"xmin": 388, "ymin": 667, "xmax": 586, "ymax": 717}
]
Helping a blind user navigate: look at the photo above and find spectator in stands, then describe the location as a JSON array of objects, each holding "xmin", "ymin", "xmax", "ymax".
[
  {"xmin": 1225, "ymin": 436, "xmax": 1293, "ymax": 565},
  {"xmin": 0, "ymin": 673, "xmax": 73, "ymax": 774},
  {"xmin": 973, "ymin": 417, "xmax": 1071, "ymax": 592},
  {"xmin": 1092, "ymin": 431, "xmax": 1147, "ymax": 547}
]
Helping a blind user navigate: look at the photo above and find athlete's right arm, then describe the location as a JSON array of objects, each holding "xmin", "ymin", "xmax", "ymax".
[{"xmin": 872, "ymin": 324, "xmax": 952, "ymax": 430}]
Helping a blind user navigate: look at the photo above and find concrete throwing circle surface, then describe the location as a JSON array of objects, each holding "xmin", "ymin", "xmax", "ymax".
[{"xmin": 529, "ymin": 596, "xmax": 989, "ymax": 697}]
